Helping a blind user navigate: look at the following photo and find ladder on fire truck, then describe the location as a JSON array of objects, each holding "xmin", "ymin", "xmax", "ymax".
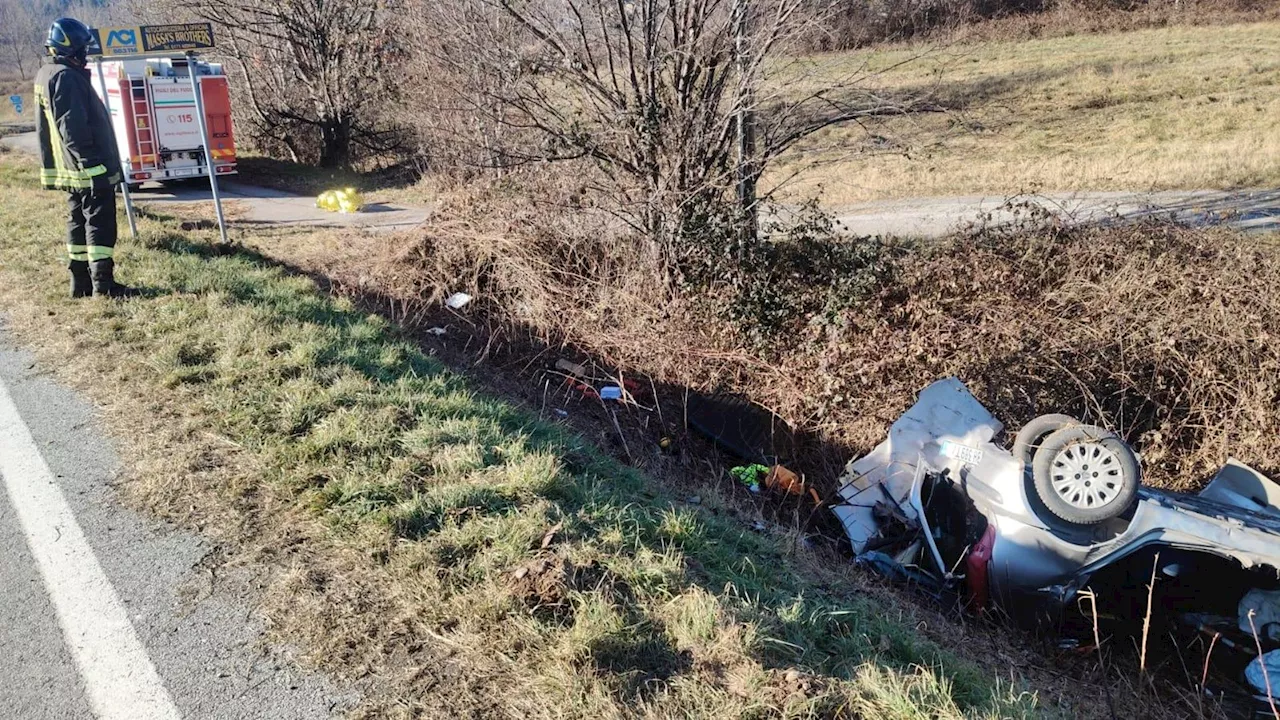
[
  {"xmin": 89, "ymin": 22, "xmax": 227, "ymax": 246},
  {"xmin": 128, "ymin": 76, "xmax": 156, "ymax": 176}
]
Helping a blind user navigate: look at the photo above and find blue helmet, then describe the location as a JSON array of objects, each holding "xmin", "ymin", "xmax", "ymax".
[{"xmin": 46, "ymin": 18, "xmax": 94, "ymax": 59}]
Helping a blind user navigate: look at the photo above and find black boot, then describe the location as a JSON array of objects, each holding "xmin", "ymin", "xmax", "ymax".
[
  {"xmin": 90, "ymin": 259, "xmax": 140, "ymax": 299},
  {"xmin": 69, "ymin": 261, "xmax": 92, "ymax": 299}
]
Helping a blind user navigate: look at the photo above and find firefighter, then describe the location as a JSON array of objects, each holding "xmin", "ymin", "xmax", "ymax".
[{"xmin": 35, "ymin": 17, "xmax": 137, "ymax": 298}]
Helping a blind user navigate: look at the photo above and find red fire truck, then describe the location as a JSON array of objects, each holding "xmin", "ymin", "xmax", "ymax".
[{"xmin": 91, "ymin": 57, "xmax": 237, "ymax": 189}]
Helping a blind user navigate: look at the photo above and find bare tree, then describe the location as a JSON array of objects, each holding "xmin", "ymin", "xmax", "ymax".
[
  {"xmin": 415, "ymin": 0, "xmax": 939, "ymax": 274},
  {"xmin": 0, "ymin": 1, "xmax": 131, "ymax": 80},
  {"xmin": 153, "ymin": 0, "xmax": 404, "ymax": 168},
  {"xmin": 0, "ymin": 0, "xmax": 47, "ymax": 80}
]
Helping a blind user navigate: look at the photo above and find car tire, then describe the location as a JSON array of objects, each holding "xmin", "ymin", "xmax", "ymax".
[
  {"xmin": 1013, "ymin": 413, "xmax": 1079, "ymax": 468},
  {"xmin": 1031, "ymin": 425, "xmax": 1140, "ymax": 526}
]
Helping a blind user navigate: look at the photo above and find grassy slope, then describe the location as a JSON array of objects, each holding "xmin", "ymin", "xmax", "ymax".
[
  {"xmin": 773, "ymin": 21, "xmax": 1280, "ymax": 206},
  {"xmin": 0, "ymin": 74, "xmax": 30, "ymax": 126},
  {"xmin": 0, "ymin": 150, "xmax": 1041, "ymax": 718}
]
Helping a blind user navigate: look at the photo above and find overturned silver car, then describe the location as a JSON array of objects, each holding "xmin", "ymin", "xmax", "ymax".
[{"xmin": 833, "ymin": 379, "xmax": 1280, "ymax": 703}]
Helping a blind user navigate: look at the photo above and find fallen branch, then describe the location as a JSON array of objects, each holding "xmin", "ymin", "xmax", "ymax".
[
  {"xmin": 1140, "ymin": 552, "xmax": 1160, "ymax": 675},
  {"xmin": 1200, "ymin": 630, "xmax": 1219, "ymax": 693}
]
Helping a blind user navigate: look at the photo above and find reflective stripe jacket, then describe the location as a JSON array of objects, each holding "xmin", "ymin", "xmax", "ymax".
[{"xmin": 34, "ymin": 58, "xmax": 122, "ymax": 191}]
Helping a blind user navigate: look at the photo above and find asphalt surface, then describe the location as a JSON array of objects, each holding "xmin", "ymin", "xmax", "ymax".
[
  {"xmin": 0, "ymin": 325, "xmax": 356, "ymax": 719},
  {"xmin": 131, "ymin": 179, "xmax": 432, "ymax": 232},
  {"xmin": 7, "ymin": 128, "xmax": 1279, "ymax": 237},
  {"xmin": 0, "ymin": 131, "xmax": 430, "ymax": 232},
  {"xmin": 831, "ymin": 189, "xmax": 1280, "ymax": 237}
]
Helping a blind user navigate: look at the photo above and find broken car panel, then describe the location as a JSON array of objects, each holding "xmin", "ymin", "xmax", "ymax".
[{"xmin": 833, "ymin": 378, "xmax": 1280, "ymax": 705}]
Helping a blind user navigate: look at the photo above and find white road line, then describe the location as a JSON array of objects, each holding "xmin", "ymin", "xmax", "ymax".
[{"xmin": 0, "ymin": 377, "xmax": 181, "ymax": 720}]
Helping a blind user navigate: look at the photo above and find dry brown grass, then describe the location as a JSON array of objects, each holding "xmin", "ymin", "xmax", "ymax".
[
  {"xmin": 960, "ymin": 1, "xmax": 1280, "ymax": 45},
  {"xmin": 771, "ymin": 21, "xmax": 1280, "ymax": 206},
  {"xmin": 0, "ymin": 154, "xmax": 1076, "ymax": 719},
  {"xmin": 0, "ymin": 74, "xmax": 30, "ymax": 126},
  {"xmin": 238, "ymin": 174, "xmax": 1280, "ymax": 716},
  {"xmin": 801, "ymin": 0, "xmax": 1280, "ymax": 52},
  {"xmin": 797, "ymin": 218, "xmax": 1280, "ymax": 491},
  {"xmin": 837, "ymin": 0, "xmax": 1280, "ymax": 50},
  {"xmin": 311, "ymin": 177, "xmax": 1280, "ymax": 496}
]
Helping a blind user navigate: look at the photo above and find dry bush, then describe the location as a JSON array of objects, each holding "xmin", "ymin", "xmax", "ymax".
[
  {"xmin": 786, "ymin": 218, "xmax": 1280, "ymax": 490},
  {"xmin": 801, "ymin": 0, "xmax": 1012, "ymax": 49},
  {"xmin": 974, "ymin": 0, "xmax": 1280, "ymax": 43},
  {"xmin": 800, "ymin": 0, "xmax": 1280, "ymax": 49},
  {"xmin": 396, "ymin": 0, "xmax": 948, "ymax": 282},
  {"xmin": 387, "ymin": 170, "xmax": 691, "ymax": 356},
  {"xmin": 348, "ymin": 184, "xmax": 1280, "ymax": 493}
]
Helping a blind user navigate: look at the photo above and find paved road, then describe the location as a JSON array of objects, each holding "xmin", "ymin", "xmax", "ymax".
[
  {"xmin": 832, "ymin": 189, "xmax": 1280, "ymax": 238},
  {"xmin": 9, "ymin": 128, "xmax": 1278, "ymax": 237},
  {"xmin": 1, "ymin": 131, "xmax": 429, "ymax": 232},
  {"xmin": 132, "ymin": 180, "xmax": 431, "ymax": 232},
  {"xmin": 0, "ymin": 326, "xmax": 356, "ymax": 719}
]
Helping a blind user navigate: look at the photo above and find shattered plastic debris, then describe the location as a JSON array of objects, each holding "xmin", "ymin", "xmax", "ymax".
[
  {"xmin": 426, "ymin": 327, "xmax": 447, "ymax": 336},
  {"xmin": 1246, "ymin": 650, "xmax": 1280, "ymax": 701},
  {"xmin": 831, "ymin": 378, "xmax": 1003, "ymax": 556},
  {"xmin": 834, "ymin": 377, "xmax": 1280, "ymax": 707},
  {"xmin": 765, "ymin": 465, "xmax": 805, "ymax": 496},
  {"xmin": 445, "ymin": 292, "xmax": 473, "ymax": 310},
  {"xmin": 599, "ymin": 386, "xmax": 623, "ymax": 401},
  {"xmin": 855, "ymin": 551, "xmax": 944, "ymax": 596},
  {"xmin": 555, "ymin": 358, "xmax": 587, "ymax": 378},
  {"xmin": 730, "ymin": 464, "xmax": 769, "ymax": 494},
  {"xmin": 761, "ymin": 465, "xmax": 822, "ymax": 505},
  {"xmin": 1240, "ymin": 589, "xmax": 1280, "ymax": 643}
]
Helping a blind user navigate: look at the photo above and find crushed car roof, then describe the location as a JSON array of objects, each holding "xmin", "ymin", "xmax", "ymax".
[{"xmin": 832, "ymin": 378, "xmax": 1280, "ymax": 590}]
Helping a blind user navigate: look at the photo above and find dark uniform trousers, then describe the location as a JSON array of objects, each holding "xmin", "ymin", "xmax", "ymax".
[{"xmin": 66, "ymin": 184, "xmax": 117, "ymax": 270}]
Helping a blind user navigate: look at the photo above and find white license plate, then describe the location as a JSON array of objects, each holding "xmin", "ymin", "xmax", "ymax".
[{"xmin": 940, "ymin": 441, "xmax": 984, "ymax": 466}]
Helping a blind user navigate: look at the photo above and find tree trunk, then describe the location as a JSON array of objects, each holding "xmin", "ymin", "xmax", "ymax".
[
  {"xmin": 318, "ymin": 113, "xmax": 353, "ymax": 168},
  {"xmin": 9, "ymin": 44, "xmax": 26, "ymax": 80}
]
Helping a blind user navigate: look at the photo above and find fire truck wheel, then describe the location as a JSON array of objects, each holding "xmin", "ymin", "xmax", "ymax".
[{"xmin": 126, "ymin": 183, "xmax": 142, "ymax": 193}]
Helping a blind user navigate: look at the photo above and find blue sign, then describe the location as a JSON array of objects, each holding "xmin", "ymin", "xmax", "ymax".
[
  {"xmin": 105, "ymin": 28, "xmax": 139, "ymax": 54},
  {"xmin": 8, "ymin": 95, "xmax": 21, "ymax": 115}
]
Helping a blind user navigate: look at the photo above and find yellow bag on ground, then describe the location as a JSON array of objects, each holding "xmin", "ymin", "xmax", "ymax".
[{"xmin": 316, "ymin": 188, "xmax": 363, "ymax": 213}]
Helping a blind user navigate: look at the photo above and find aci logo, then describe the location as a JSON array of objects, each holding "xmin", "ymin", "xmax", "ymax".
[
  {"xmin": 92, "ymin": 26, "xmax": 141, "ymax": 56},
  {"xmin": 106, "ymin": 28, "xmax": 137, "ymax": 49}
]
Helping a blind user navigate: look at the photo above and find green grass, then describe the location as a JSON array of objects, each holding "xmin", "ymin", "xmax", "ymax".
[
  {"xmin": 0, "ymin": 152, "xmax": 1040, "ymax": 718},
  {"xmin": 772, "ymin": 21, "xmax": 1280, "ymax": 205}
]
